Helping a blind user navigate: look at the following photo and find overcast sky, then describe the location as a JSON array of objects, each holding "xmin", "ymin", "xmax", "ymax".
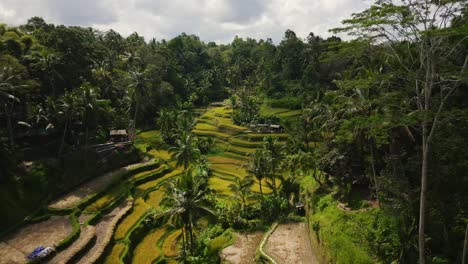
[{"xmin": 0, "ymin": 0, "xmax": 372, "ymax": 43}]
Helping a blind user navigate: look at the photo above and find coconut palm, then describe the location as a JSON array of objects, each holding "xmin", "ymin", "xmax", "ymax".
[
  {"xmin": 127, "ymin": 68, "xmax": 147, "ymax": 129},
  {"xmin": 0, "ymin": 66, "xmax": 28, "ymax": 146},
  {"xmin": 57, "ymin": 91, "xmax": 78, "ymax": 157},
  {"xmin": 229, "ymin": 175, "xmax": 254, "ymax": 214},
  {"xmin": 162, "ymin": 169, "xmax": 213, "ymax": 254},
  {"xmin": 262, "ymin": 136, "xmax": 284, "ymax": 194},
  {"xmin": 247, "ymin": 149, "xmax": 269, "ymax": 196},
  {"xmin": 170, "ymin": 133, "xmax": 200, "ymax": 171}
]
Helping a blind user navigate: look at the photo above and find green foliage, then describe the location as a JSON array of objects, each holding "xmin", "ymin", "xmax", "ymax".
[{"xmin": 266, "ymin": 97, "xmax": 302, "ymax": 110}]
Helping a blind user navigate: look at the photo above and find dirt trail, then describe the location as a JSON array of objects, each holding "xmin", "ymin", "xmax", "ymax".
[
  {"xmin": 75, "ymin": 199, "xmax": 133, "ymax": 264},
  {"xmin": 265, "ymin": 222, "xmax": 318, "ymax": 264},
  {"xmin": 49, "ymin": 225, "xmax": 96, "ymax": 264},
  {"xmin": 220, "ymin": 231, "xmax": 264, "ymax": 264},
  {"xmin": 0, "ymin": 216, "xmax": 73, "ymax": 264},
  {"xmin": 48, "ymin": 160, "xmax": 152, "ymax": 209}
]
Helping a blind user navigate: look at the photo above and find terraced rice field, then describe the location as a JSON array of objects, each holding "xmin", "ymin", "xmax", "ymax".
[
  {"xmin": 132, "ymin": 227, "xmax": 167, "ymax": 264},
  {"xmin": 0, "ymin": 105, "xmax": 298, "ymax": 264}
]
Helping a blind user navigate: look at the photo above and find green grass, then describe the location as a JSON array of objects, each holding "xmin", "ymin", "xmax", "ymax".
[
  {"xmin": 211, "ymin": 163, "xmax": 248, "ymax": 178},
  {"xmin": 229, "ymin": 137, "xmax": 264, "ymax": 148},
  {"xmin": 113, "ymin": 198, "xmax": 150, "ymax": 241},
  {"xmin": 132, "ymin": 227, "xmax": 167, "ymax": 264},
  {"xmin": 207, "ymin": 156, "xmax": 246, "ymax": 165},
  {"xmin": 145, "ymin": 187, "xmax": 165, "ymax": 208},
  {"xmin": 259, "ymin": 105, "xmax": 292, "ymax": 116},
  {"xmin": 104, "ymin": 242, "xmax": 127, "ymax": 264},
  {"xmin": 236, "ymin": 133, "xmax": 288, "ymax": 142},
  {"xmin": 193, "ymin": 129, "xmax": 231, "ymax": 140},
  {"xmin": 301, "ymin": 177, "xmax": 378, "ymax": 264},
  {"xmin": 135, "ymin": 169, "xmax": 183, "ymax": 195},
  {"xmin": 84, "ymin": 183, "xmax": 129, "ymax": 212},
  {"xmin": 277, "ymin": 110, "xmax": 301, "ymax": 118},
  {"xmin": 209, "ymin": 176, "xmax": 234, "ymax": 196},
  {"xmin": 162, "ymin": 229, "xmax": 182, "ymax": 258},
  {"xmin": 223, "ymin": 151, "xmax": 251, "ymax": 161},
  {"xmin": 194, "ymin": 123, "xmax": 218, "ymax": 131}
]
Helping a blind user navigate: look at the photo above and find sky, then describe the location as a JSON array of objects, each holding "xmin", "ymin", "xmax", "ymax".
[{"xmin": 0, "ymin": 0, "xmax": 372, "ymax": 43}]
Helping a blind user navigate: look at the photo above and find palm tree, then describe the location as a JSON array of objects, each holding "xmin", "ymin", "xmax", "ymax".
[
  {"xmin": 170, "ymin": 133, "xmax": 200, "ymax": 171},
  {"xmin": 57, "ymin": 91, "xmax": 78, "ymax": 157},
  {"xmin": 127, "ymin": 68, "xmax": 147, "ymax": 130},
  {"xmin": 0, "ymin": 66, "xmax": 28, "ymax": 146},
  {"xmin": 229, "ymin": 175, "xmax": 254, "ymax": 214},
  {"xmin": 175, "ymin": 110, "xmax": 196, "ymax": 137},
  {"xmin": 247, "ymin": 149, "xmax": 269, "ymax": 196},
  {"xmin": 263, "ymin": 137, "xmax": 284, "ymax": 194},
  {"xmin": 162, "ymin": 169, "xmax": 213, "ymax": 255}
]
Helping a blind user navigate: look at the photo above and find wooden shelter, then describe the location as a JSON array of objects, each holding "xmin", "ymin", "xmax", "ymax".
[{"xmin": 109, "ymin": 129, "xmax": 128, "ymax": 142}]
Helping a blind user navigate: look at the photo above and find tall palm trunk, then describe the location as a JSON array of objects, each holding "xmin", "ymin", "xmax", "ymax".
[
  {"xmin": 133, "ymin": 99, "xmax": 139, "ymax": 130},
  {"xmin": 258, "ymin": 179, "xmax": 263, "ymax": 196},
  {"xmin": 369, "ymin": 140, "xmax": 380, "ymax": 206},
  {"xmin": 85, "ymin": 125, "xmax": 89, "ymax": 171}
]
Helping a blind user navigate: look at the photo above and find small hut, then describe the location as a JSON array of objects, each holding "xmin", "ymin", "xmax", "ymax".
[
  {"xmin": 269, "ymin": 124, "xmax": 283, "ymax": 133},
  {"xmin": 295, "ymin": 202, "xmax": 305, "ymax": 216},
  {"xmin": 109, "ymin": 129, "xmax": 128, "ymax": 142}
]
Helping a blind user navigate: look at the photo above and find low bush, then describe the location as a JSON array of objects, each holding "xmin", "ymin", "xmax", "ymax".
[{"xmin": 267, "ymin": 97, "xmax": 302, "ymax": 110}]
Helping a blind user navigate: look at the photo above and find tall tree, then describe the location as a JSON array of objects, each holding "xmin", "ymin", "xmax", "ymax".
[{"xmin": 333, "ymin": 1, "xmax": 468, "ymax": 262}]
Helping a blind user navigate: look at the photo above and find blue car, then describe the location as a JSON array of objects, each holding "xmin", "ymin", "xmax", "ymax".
[{"xmin": 27, "ymin": 246, "xmax": 54, "ymax": 260}]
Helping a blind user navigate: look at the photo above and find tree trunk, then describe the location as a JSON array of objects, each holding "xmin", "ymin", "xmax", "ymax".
[
  {"xmin": 419, "ymin": 128, "xmax": 429, "ymax": 264},
  {"xmin": 369, "ymin": 141, "xmax": 380, "ymax": 206},
  {"xmin": 181, "ymin": 227, "xmax": 186, "ymax": 258},
  {"xmin": 259, "ymin": 179, "xmax": 263, "ymax": 196},
  {"xmin": 85, "ymin": 125, "xmax": 89, "ymax": 171},
  {"xmin": 463, "ymin": 222, "xmax": 468, "ymax": 264},
  {"xmin": 133, "ymin": 100, "xmax": 139, "ymax": 130}
]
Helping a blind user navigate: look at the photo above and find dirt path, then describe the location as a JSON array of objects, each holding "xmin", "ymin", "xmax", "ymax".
[
  {"xmin": 220, "ymin": 231, "xmax": 264, "ymax": 264},
  {"xmin": 0, "ymin": 216, "xmax": 73, "ymax": 264},
  {"xmin": 49, "ymin": 225, "xmax": 96, "ymax": 264},
  {"xmin": 75, "ymin": 199, "xmax": 133, "ymax": 264},
  {"xmin": 265, "ymin": 222, "xmax": 318, "ymax": 264},
  {"xmin": 49, "ymin": 160, "xmax": 152, "ymax": 210}
]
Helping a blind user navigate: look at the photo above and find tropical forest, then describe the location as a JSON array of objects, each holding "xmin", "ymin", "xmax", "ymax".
[{"xmin": 0, "ymin": 1, "xmax": 467, "ymax": 263}]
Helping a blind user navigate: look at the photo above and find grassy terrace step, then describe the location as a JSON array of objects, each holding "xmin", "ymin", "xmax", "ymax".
[
  {"xmin": 104, "ymin": 242, "xmax": 127, "ymax": 264},
  {"xmin": 129, "ymin": 165, "xmax": 171, "ymax": 184},
  {"xmin": 113, "ymin": 198, "xmax": 150, "ymax": 241},
  {"xmin": 209, "ymin": 175, "xmax": 271, "ymax": 195},
  {"xmin": 211, "ymin": 163, "xmax": 248, "ymax": 178},
  {"xmin": 236, "ymin": 133, "xmax": 288, "ymax": 142},
  {"xmin": 221, "ymin": 143, "xmax": 256, "ymax": 156},
  {"xmin": 132, "ymin": 227, "xmax": 167, "ymax": 264},
  {"xmin": 212, "ymin": 171, "xmax": 237, "ymax": 181},
  {"xmin": 145, "ymin": 186, "xmax": 165, "ymax": 208},
  {"xmin": 223, "ymin": 151, "xmax": 250, "ymax": 161},
  {"xmin": 276, "ymin": 110, "xmax": 301, "ymax": 118},
  {"xmin": 209, "ymin": 176, "xmax": 234, "ymax": 196},
  {"xmin": 194, "ymin": 123, "xmax": 218, "ymax": 131},
  {"xmin": 259, "ymin": 106, "xmax": 293, "ymax": 116},
  {"xmin": 228, "ymin": 137, "xmax": 265, "ymax": 148},
  {"xmin": 193, "ymin": 129, "xmax": 231, "ymax": 140},
  {"xmin": 207, "ymin": 156, "xmax": 246, "ymax": 165},
  {"xmin": 83, "ymin": 182, "xmax": 129, "ymax": 213},
  {"xmin": 162, "ymin": 229, "xmax": 181, "ymax": 258},
  {"xmin": 135, "ymin": 169, "xmax": 183, "ymax": 196}
]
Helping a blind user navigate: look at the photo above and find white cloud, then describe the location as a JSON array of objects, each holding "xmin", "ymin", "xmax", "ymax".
[{"xmin": 0, "ymin": 0, "xmax": 372, "ymax": 43}]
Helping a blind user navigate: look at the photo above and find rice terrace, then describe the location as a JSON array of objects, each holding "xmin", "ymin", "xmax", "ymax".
[{"xmin": 0, "ymin": 1, "xmax": 467, "ymax": 263}]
